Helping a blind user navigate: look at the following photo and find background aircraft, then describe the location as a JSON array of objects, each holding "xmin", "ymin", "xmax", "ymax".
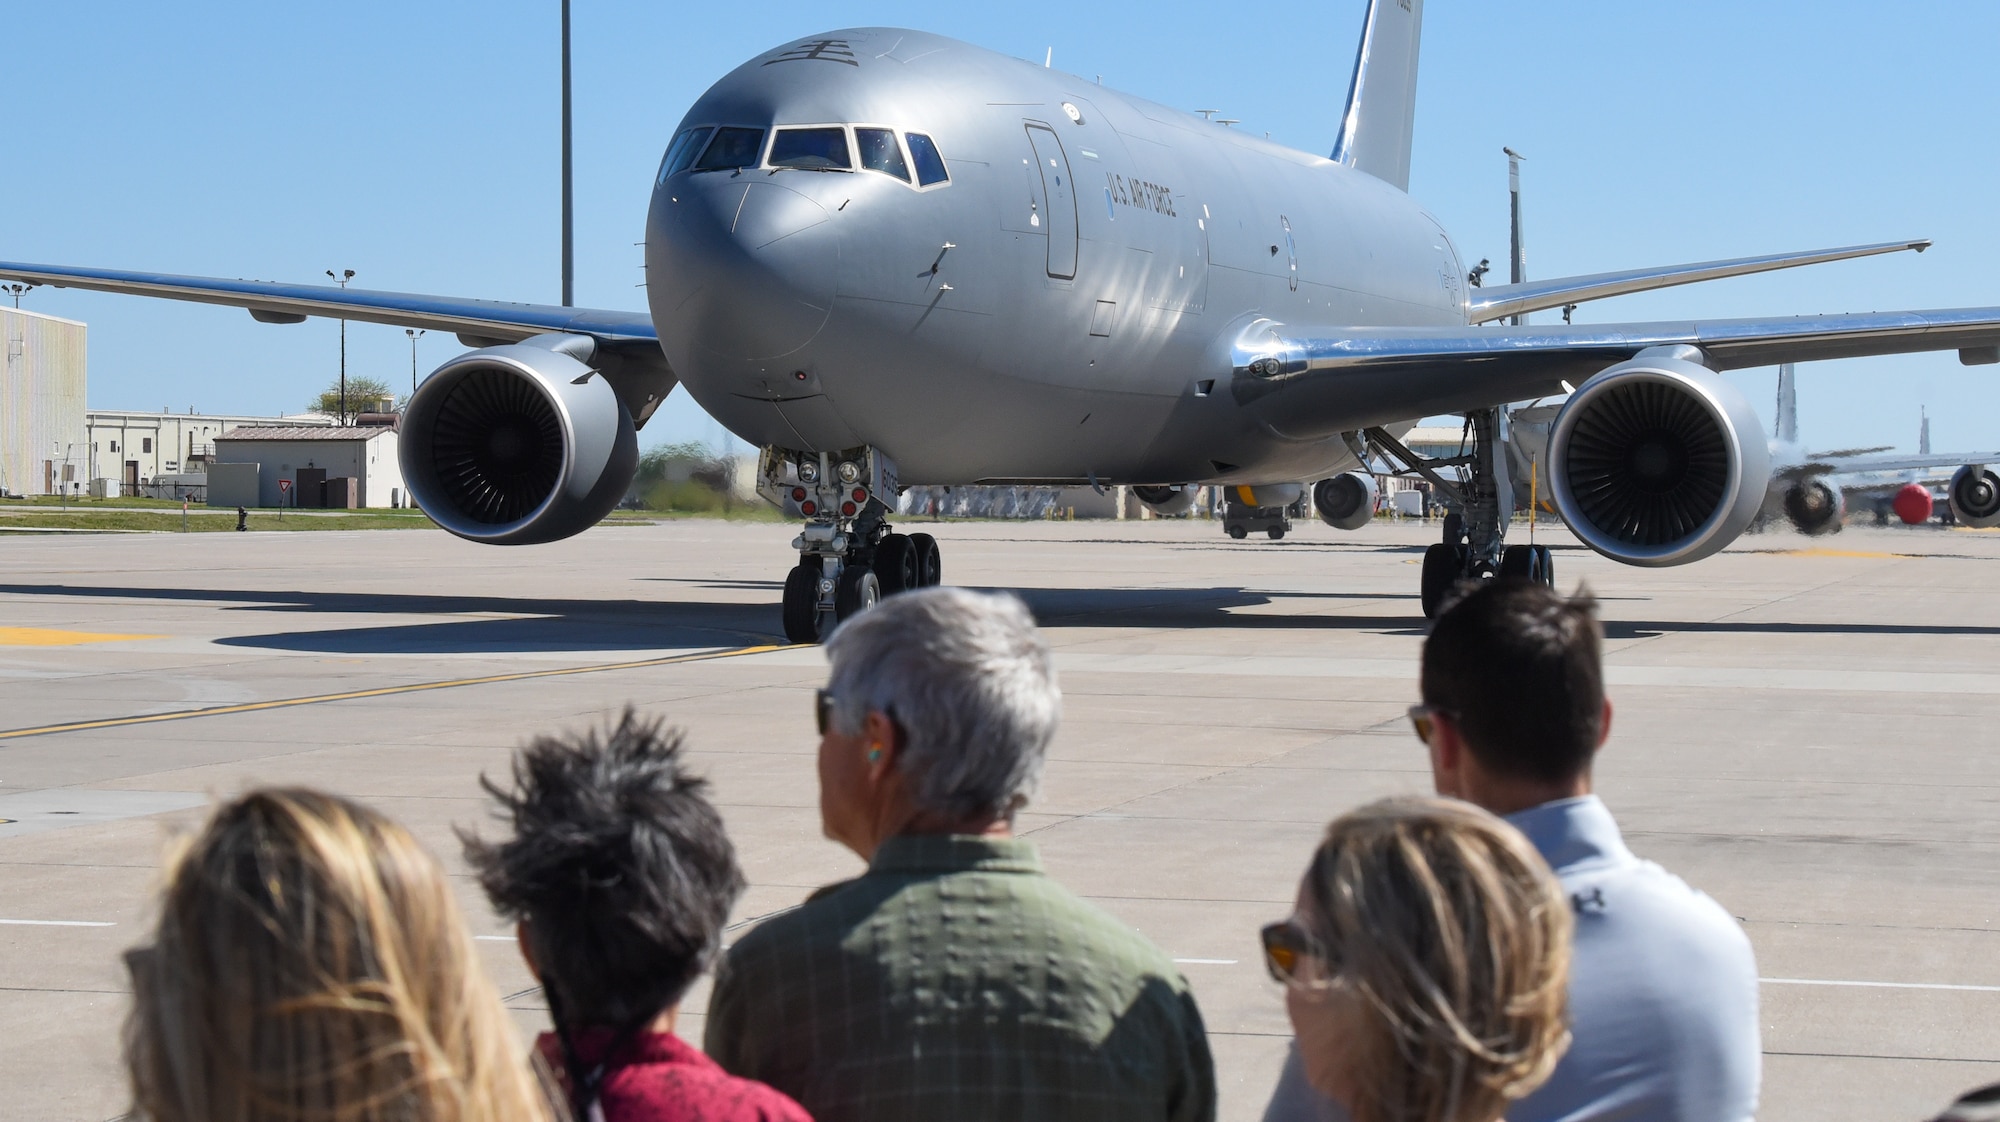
[
  {"xmin": 8, "ymin": 0, "xmax": 2000, "ymax": 637},
  {"xmin": 1766, "ymin": 364, "xmax": 2000, "ymax": 533}
]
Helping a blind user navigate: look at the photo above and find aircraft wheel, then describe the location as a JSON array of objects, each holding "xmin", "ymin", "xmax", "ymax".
[
  {"xmin": 835, "ymin": 565, "xmax": 881, "ymax": 622},
  {"xmin": 1228, "ymin": 526, "xmax": 1248, "ymax": 540},
  {"xmin": 1500, "ymin": 544, "xmax": 1536, "ymax": 578},
  {"xmin": 908, "ymin": 532, "xmax": 942, "ymax": 586},
  {"xmin": 1441, "ymin": 512, "xmax": 1465, "ymax": 545},
  {"xmin": 1534, "ymin": 545, "xmax": 1554, "ymax": 588},
  {"xmin": 1421, "ymin": 542, "xmax": 1467, "ymax": 619},
  {"xmin": 782, "ymin": 562, "xmax": 820, "ymax": 644},
  {"xmin": 873, "ymin": 533, "xmax": 920, "ymax": 595}
]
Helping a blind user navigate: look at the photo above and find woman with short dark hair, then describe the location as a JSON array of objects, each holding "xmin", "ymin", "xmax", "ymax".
[{"xmin": 464, "ymin": 709, "xmax": 808, "ymax": 1122}]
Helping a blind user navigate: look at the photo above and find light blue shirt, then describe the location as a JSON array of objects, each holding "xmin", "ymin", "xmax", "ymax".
[{"xmin": 1262, "ymin": 795, "xmax": 1761, "ymax": 1122}]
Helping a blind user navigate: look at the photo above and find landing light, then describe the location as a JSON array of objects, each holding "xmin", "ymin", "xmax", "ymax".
[{"xmin": 838, "ymin": 460, "xmax": 861, "ymax": 483}]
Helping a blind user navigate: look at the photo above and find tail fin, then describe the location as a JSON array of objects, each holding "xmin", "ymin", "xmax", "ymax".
[
  {"xmin": 1775, "ymin": 363, "xmax": 1798, "ymax": 443},
  {"xmin": 1331, "ymin": 0, "xmax": 1425, "ymax": 191},
  {"xmin": 1920, "ymin": 406, "xmax": 1931, "ymax": 455}
]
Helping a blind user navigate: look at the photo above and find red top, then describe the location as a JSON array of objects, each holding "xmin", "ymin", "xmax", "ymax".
[{"xmin": 536, "ymin": 1029, "xmax": 812, "ymax": 1122}]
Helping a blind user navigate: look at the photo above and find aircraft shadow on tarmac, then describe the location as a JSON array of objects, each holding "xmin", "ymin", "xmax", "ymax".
[{"xmin": 3, "ymin": 582, "xmax": 1995, "ymax": 655}]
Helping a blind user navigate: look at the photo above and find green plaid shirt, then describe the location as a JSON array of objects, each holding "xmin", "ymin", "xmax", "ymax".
[{"xmin": 705, "ymin": 835, "xmax": 1216, "ymax": 1122}]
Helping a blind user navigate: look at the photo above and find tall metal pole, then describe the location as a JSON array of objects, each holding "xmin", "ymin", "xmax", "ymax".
[
  {"xmin": 1504, "ymin": 147, "xmax": 1526, "ymax": 326},
  {"xmin": 561, "ymin": 0, "xmax": 574, "ymax": 307},
  {"xmin": 326, "ymin": 268, "xmax": 354, "ymax": 422}
]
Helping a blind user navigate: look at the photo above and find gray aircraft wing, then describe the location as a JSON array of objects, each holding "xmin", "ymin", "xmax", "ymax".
[
  {"xmin": 0, "ymin": 261, "xmax": 657, "ymax": 347},
  {"xmin": 1237, "ymin": 307, "xmax": 2000, "ymax": 439},
  {"xmin": 1465, "ymin": 239, "xmax": 1931, "ymax": 324},
  {"xmin": 1784, "ymin": 449, "xmax": 2000, "ymax": 482}
]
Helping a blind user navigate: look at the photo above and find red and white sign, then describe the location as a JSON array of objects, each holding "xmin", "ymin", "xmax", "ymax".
[{"xmin": 278, "ymin": 479, "xmax": 293, "ymax": 493}]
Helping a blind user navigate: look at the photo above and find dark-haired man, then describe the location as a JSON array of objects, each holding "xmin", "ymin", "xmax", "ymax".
[
  {"xmin": 464, "ymin": 710, "xmax": 810, "ymax": 1122},
  {"xmin": 1264, "ymin": 580, "xmax": 1761, "ymax": 1122}
]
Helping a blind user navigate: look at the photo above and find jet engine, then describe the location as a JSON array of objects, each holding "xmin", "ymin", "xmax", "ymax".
[
  {"xmin": 1547, "ymin": 352, "xmax": 1771, "ymax": 566},
  {"xmin": 399, "ymin": 335, "xmax": 638, "ymax": 545},
  {"xmin": 1313, "ymin": 472, "xmax": 1377, "ymax": 530},
  {"xmin": 1133, "ymin": 485, "xmax": 1197, "ymax": 517},
  {"xmin": 1948, "ymin": 464, "xmax": 2000, "ymax": 528},
  {"xmin": 1782, "ymin": 478, "xmax": 1845, "ymax": 535}
]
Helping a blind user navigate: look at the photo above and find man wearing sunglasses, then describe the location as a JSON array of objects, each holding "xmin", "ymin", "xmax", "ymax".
[
  {"xmin": 1263, "ymin": 579, "xmax": 1760, "ymax": 1122},
  {"xmin": 706, "ymin": 586, "xmax": 1217, "ymax": 1122}
]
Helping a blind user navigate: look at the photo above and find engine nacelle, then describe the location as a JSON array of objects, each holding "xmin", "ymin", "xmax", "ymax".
[
  {"xmin": 1132, "ymin": 485, "xmax": 1197, "ymax": 516},
  {"xmin": 1548, "ymin": 352, "xmax": 1771, "ymax": 566},
  {"xmin": 1782, "ymin": 477, "xmax": 1845, "ymax": 535},
  {"xmin": 1313, "ymin": 472, "xmax": 1377, "ymax": 530},
  {"xmin": 1948, "ymin": 465, "xmax": 2000, "ymax": 528},
  {"xmin": 400, "ymin": 335, "xmax": 638, "ymax": 545}
]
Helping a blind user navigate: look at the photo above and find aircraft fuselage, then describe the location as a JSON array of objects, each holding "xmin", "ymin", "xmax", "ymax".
[{"xmin": 644, "ymin": 27, "xmax": 1467, "ymax": 486}]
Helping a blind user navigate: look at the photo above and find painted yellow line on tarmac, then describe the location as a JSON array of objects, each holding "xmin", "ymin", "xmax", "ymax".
[
  {"xmin": 0, "ymin": 642, "xmax": 800, "ymax": 742},
  {"xmin": 0, "ymin": 627, "xmax": 164, "ymax": 646}
]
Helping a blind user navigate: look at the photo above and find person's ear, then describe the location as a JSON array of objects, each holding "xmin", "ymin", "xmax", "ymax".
[
  {"xmin": 1597, "ymin": 697, "xmax": 1615, "ymax": 749},
  {"xmin": 515, "ymin": 919, "xmax": 540, "ymax": 983},
  {"xmin": 1428, "ymin": 713, "xmax": 1465, "ymax": 797},
  {"xmin": 862, "ymin": 709, "xmax": 900, "ymax": 777}
]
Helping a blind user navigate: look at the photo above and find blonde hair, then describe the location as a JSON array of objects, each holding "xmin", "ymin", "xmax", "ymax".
[
  {"xmin": 1299, "ymin": 796, "xmax": 1572, "ymax": 1122},
  {"xmin": 125, "ymin": 788, "xmax": 555, "ymax": 1122}
]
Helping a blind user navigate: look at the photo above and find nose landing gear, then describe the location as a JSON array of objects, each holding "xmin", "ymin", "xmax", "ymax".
[{"xmin": 761, "ymin": 446, "xmax": 939, "ymax": 643}]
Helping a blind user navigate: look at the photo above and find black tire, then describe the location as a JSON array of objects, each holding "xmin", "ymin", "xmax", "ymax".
[
  {"xmin": 873, "ymin": 533, "xmax": 919, "ymax": 594},
  {"xmin": 782, "ymin": 562, "xmax": 820, "ymax": 644},
  {"xmin": 1441, "ymin": 511, "xmax": 1465, "ymax": 545},
  {"xmin": 835, "ymin": 565, "xmax": 881, "ymax": 621},
  {"xmin": 1228, "ymin": 526, "xmax": 1248, "ymax": 539},
  {"xmin": 1421, "ymin": 542, "xmax": 1466, "ymax": 619},
  {"xmin": 1534, "ymin": 545, "xmax": 1555, "ymax": 588},
  {"xmin": 908, "ymin": 532, "xmax": 942, "ymax": 586},
  {"xmin": 1500, "ymin": 544, "xmax": 1535, "ymax": 579},
  {"xmin": 1267, "ymin": 527, "xmax": 1285, "ymax": 540}
]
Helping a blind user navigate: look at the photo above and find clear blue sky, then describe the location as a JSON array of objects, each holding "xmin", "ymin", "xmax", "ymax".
[{"xmin": 9, "ymin": 1, "xmax": 2000, "ymax": 457}]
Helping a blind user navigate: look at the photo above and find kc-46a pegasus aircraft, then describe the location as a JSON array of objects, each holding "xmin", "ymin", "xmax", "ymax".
[{"xmin": 8, "ymin": 0, "xmax": 2000, "ymax": 638}]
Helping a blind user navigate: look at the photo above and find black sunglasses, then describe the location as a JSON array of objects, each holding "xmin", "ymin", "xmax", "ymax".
[
  {"xmin": 1407, "ymin": 703, "xmax": 1457, "ymax": 745},
  {"xmin": 815, "ymin": 688, "xmax": 837, "ymax": 736},
  {"xmin": 1260, "ymin": 919, "xmax": 1329, "ymax": 984}
]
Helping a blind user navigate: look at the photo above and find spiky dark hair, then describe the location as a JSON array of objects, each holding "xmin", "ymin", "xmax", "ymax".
[{"xmin": 462, "ymin": 709, "xmax": 743, "ymax": 1028}]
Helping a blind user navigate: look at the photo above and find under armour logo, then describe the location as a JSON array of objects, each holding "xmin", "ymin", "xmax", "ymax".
[
  {"xmin": 764, "ymin": 39, "xmax": 859, "ymax": 67},
  {"xmin": 1571, "ymin": 888, "xmax": 1607, "ymax": 914}
]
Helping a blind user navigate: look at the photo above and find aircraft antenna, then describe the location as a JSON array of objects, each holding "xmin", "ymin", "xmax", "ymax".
[{"xmin": 561, "ymin": 0, "xmax": 574, "ymax": 307}]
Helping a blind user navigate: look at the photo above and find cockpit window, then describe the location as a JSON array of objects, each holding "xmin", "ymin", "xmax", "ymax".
[
  {"xmin": 905, "ymin": 132, "xmax": 949, "ymax": 186},
  {"xmin": 658, "ymin": 126, "xmax": 714, "ymax": 184},
  {"xmin": 769, "ymin": 127, "xmax": 852, "ymax": 170},
  {"xmin": 855, "ymin": 128, "xmax": 910, "ymax": 182},
  {"xmin": 694, "ymin": 127, "xmax": 766, "ymax": 172}
]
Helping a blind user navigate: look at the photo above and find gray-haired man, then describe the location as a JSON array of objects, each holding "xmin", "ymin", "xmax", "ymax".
[{"xmin": 706, "ymin": 587, "xmax": 1217, "ymax": 1122}]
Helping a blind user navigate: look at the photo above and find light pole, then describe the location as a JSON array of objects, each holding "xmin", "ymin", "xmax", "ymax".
[
  {"xmin": 3, "ymin": 283, "xmax": 32, "ymax": 308},
  {"xmin": 560, "ymin": 0, "xmax": 574, "ymax": 307},
  {"xmin": 326, "ymin": 268, "xmax": 355, "ymax": 422},
  {"xmin": 405, "ymin": 328, "xmax": 426, "ymax": 397}
]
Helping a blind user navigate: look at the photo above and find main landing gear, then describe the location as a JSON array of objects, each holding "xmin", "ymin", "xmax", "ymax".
[
  {"xmin": 760, "ymin": 446, "xmax": 941, "ymax": 644},
  {"xmin": 1399, "ymin": 408, "xmax": 1555, "ymax": 619}
]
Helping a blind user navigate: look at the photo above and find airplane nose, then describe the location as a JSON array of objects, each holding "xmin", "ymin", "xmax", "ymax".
[{"xmin": 648, "ymin": 178, "xmax": 838, "ymax": 361}]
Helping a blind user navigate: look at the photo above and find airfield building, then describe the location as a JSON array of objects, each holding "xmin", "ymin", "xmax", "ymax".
[
  {"xmin": 84, "ymin": 409, "xmax": 334, "ymax": 497},
  {"xmin": 0, "ymin": 306, "xmax": 88, "ymax": 498},
  {"xmin": 211, "ymin": 424, "xmax": 404, "ymax": 509}
]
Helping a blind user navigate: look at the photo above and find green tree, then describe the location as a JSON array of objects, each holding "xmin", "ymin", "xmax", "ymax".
[{"xmin": 309, "ymin": 375, "xmax": 394, "ymax": 416}]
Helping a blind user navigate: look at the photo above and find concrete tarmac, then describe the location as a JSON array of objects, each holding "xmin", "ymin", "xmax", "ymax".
[{"xmin": 1, "ymin": 517, "xmax": 1995, "ymax": 1121}]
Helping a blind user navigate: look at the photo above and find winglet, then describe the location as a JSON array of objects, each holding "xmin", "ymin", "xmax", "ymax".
[{"xmin": 1331, "ymin": 0, "xmax": 1424, "ymax": 192}]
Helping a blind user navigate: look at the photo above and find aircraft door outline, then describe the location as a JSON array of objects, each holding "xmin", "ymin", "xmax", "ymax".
[
  {"xmin": 1280, "ymin": 215, "xmax": 1298, "ymax": 292},
  {"xmin": 1024, "ymin": 123, "xmax": 1079, "ymax": 280}
]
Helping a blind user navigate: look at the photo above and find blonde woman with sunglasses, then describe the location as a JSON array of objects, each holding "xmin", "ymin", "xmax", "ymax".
[
  {"xmin": 124, "ymin": 788, "xmax": 556, "ymax": 1122},
  {"xmin": 1263, "ymin": 796, "xmax": 1572, "ymax": 1122}
]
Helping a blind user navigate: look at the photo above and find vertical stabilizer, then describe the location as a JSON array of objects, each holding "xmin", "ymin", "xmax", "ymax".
[
  {"xmin": 1331, "ymin": 0, "xmax": 1425, "ymax": 191},
  {"xmin": 1775, "ymin": 363, "xmax": 1798, "ymax": 443},
  {"xmin": 1920, "ymin": 407, "xmax": 1931, "ymax": 455}
]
